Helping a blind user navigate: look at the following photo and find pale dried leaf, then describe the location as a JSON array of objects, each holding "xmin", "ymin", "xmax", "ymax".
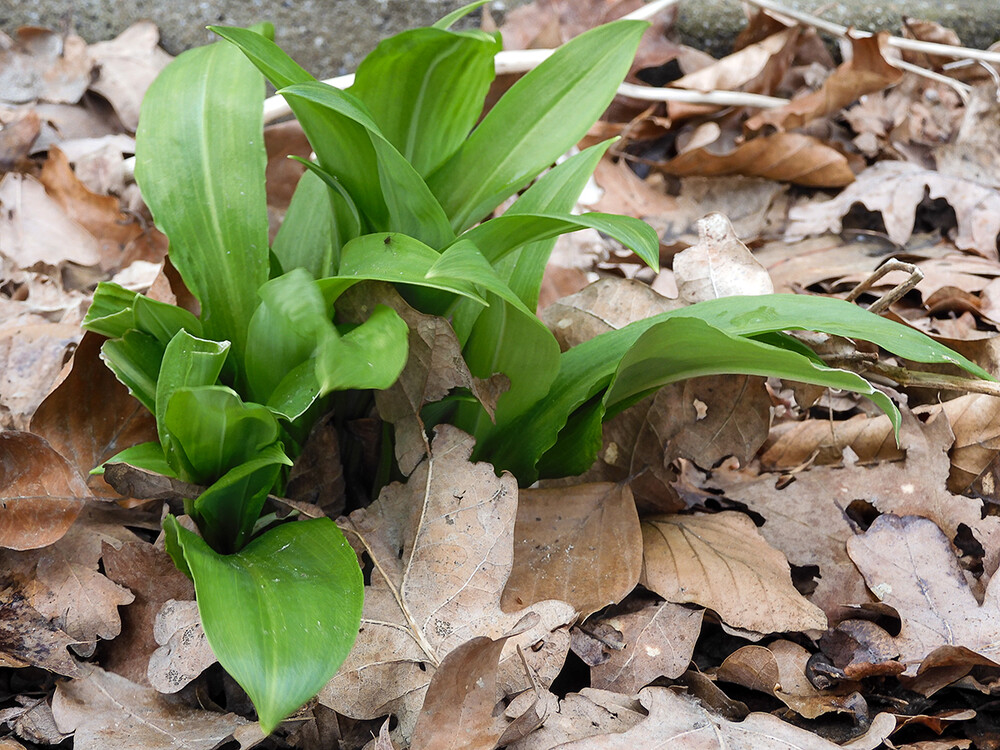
[
  {"xmin": 320, "ymin": 426, "xmax": 575, "ymax": 740},
  {"xmin": 52, "ymin": 667, "xmax": 244, "ymax": 750},
  {"xmin": 0, "ymin": 29, "xmax": 93, "ymax": 104},
  {"xmin": 0, "ymin": 584, "xmax": 82, "ymax": 676},
  {"xmin": 786, "ymin": 161, "xmax": 1000, "ymax": 257},
  {"xmin": 506, "ymin": 689, "xmax": 646, "ymax": 750},
  {"xmin": 0, "ymin": 319, "xmax": 82, "ymax": 430},
  {"xmin": 673, "ymin": 212, "xmax": 774, "ymax": 303},
  {"xmin": 502, "ymin": 482, "xmax": 642, "ymax": 619},
  {"xmin": 147, "ymin": 599, "xmax": 216, "ymax": 693},
  {"xmin": 641, "ymin": 512, "xmax": 827, "ymax": 633}
]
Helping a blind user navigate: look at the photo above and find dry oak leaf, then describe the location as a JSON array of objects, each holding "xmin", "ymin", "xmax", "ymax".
[
  {"xmin": 506, "ymin": 689, "xmax": 646, "ymax": 750},
  {"xmin": 502, "ymin": 482, "xmax": 642, "ymax": 619},
  {"xmin": 147, "ymin": 599, "xmax": 217, "ymax": 694},
  {"xmin": 640, "ymin": 512, "xmax": 827, "ymax": 633},
  {"xmin": 658, "ymin": 132, "xmax": 855, "ymax": 188},
  {"xmin": 0, "ymin": 431, "xmax": 88, "ymax": 550},
  {"xmin": 588, "ymin": 600, "xmax": 704, "ymax": 694},
  {"xmin": 319, "ymin": 426, "xmax": 575, "ymax": 740},
  {"xmin": 52, "ymin": 666, "xmax": 245, "ymax": 750},
  {"xmin": 533, "ymin": 686, "xmax": 887, "ymax": 749},
  {"xmin": 672, "ymin": 212, "xmax": 774, "ymax": 304},
  {"xmin": 786, "ymin": 160, "xmax": 1000, "ymax": 258},
  {"xmin": 745, "ymin": 34, "xmax": 902, "ymax": 134},
  {"xmin": 847, "ymin": 514, "xmax": 1000, "ymax": 673},
  {"xmin": 0, "ymin": 584, "xmax": 82, "ymax": 677}
]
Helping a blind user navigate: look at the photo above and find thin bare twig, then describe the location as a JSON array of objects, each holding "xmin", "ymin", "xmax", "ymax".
[{"xmin": 845, "ymin": 259, "xmax": 924, "ymax": 314}]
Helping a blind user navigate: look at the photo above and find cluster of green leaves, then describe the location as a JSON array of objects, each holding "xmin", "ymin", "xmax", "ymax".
[{"xmin": 82, "ymin": 0, "xmax": 990, "ymax": 733}]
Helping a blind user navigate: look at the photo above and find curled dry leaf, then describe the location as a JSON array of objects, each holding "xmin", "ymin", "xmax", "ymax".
[
  {"xmin": 640, "ymin": 511, "xmax": 828, "ymax": 634},
  {"xmin": 99, "ymin": 541, "xmax": 196, "ymax": 685},
  {"xmin": 0, "ymin": 28, "xmax": 93, "ymax": 105},
  {"xmin": 506, "ymin": 689, "xmax": 646, "ymax": 750},
  {"xmin": 31, "ymin": 331, "xmax": 158, "ymax": 499},
  {"xmin": 147, "ymin": 599, "xmax": 216, "ymax": 694},
  {"xmin": 0, "ymin": 584, "xmax": 82, "ymax": 676},
  {"xmin": 0, "ymin": 431, "xmax": 88, "ymax": 550},
  {"xmin": 85, "ymin": 22, "xmax": 174, "ymax": 131},
  {"xmin": 819, "ymin": 619, "xmax": 904, "ymax": 680},
  {"xmin": 847, "ymin": 514, "xmax": 1000, "ymax": 673},
  {"xmin": 0, "ymin": 108, "xmax": 40, "ymax": 171},
  {"xmin": 745, "ymin": 35, "xmax": 902, "ymax": 134},
  {"xmin": 786, "ymin": 160, "xmax": 1000, "ymax": 258},
  {"xmin": 502, "ymin": 482, "xmax": 642, "ymax": 619},
  {"xmin": 320, "ymin": 426, "xmax": 575, "ymax": 739},
  {"xmin": 658, "ymin": 132, "xmax": 855, "ymax": 188},
  {"xmin": 51, "ymin": 666, "xmax": 245, "ymax": 750},
  {"xmin": 587, "ymin": 600, "xmax": 704, "ymax": 694},
  {"xmin": 672, "ymin": 212, "xmax": 774, "ymax": 303}
]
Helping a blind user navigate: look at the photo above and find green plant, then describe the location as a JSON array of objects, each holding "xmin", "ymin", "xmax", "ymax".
[{"xmin": 83, "ymin": 1, "xmax": 990, "ymax": 734}]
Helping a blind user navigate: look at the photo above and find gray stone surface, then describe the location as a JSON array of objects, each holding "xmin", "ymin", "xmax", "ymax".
[{"xmin": 1, "ymin": 0, "xmax": 997, "ymax": 78}]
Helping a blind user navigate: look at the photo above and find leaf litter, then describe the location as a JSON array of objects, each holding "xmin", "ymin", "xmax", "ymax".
[{"xmin": 3, "ymin": 3, "xmax": 1000, "ymax": 749}]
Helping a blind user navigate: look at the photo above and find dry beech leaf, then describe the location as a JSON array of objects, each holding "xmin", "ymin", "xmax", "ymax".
[
  {"xmin": 540, "ymin": 277, "xmax": 682, "ymax": 351},
  {"xmin": 659, "ymin": 132, "xmax": 855, "ymax": 188},
  {"xmin": 0, "ymin": 431, "xmax": 89, "ymax": 550},
  {"xmin": 786, "ymin": 160, "xmax": 1000, "ymax": 257},
  {"xmin": 338, "ymin": 283, "xmax": 506, "ymax": 475},
  {"xmin": 0, "ymin": 584, "xmax": 82, "ymax": 676},
  {"xmin": 673, "ymin": 212, "xmax": 774, "ymax": 303},
  {"xmin": 717, "ymin": 640, "xmax": 863, "ymax": 719},
  {"xmin": 320, "ymin": 426, "xmax": 575, "ymax": 740},
  {"xmin": 86, "ymin": 22, "xmax": 173, "ymax": 131},
  {"xmin": 936, "ymin": 83, "xmax": 1000, "ymax": 189},
  {"xmin": 99, "ymin": 542, "xmax": 195, "ymax": 685},
  {"xmin": 409, "ymin": 616, "xmax": 536, "ymax": 750},
  {"xmin": 819, "ymin": 620, "xmax": 903, "ymax": 680},
  {"xmin": 51, "ymin": 666, "xmax": 244, "ymax": 750},
  {"xmin": 0, "ymin": 28, "xmax": 93, "ymax": 105},
  {"xmin": 0, "ymin": 173, "xmax": 102, "ymax": 268},
  {"xmin": 0, "ymin": 108, "xmax": 40, "ymax": 171},
  {"xmin": 31, "ymin": 331, "xmax": 158, "ymax": 500},
  {"xmin": 745, "ymin": 34, "xmax": 902, "ymax": 133},
  {"xmin": 640, "ymin": 512, "xmax": 828, "ymax": 633},
  {"xmin": 0, "ymin": 695, "xmax": 68, "ymax": 746},
  {"xmin": 588, "ymin": 157, "xmax": 678, "ymax": 221},
  {"xmin": 502, "ymin": 482, "xmax": 642, "ymax": 619},
  {"xmin": 544, "ymin": 686, "xmax": 859, "ymax": 749},
  {"xmin": 588, "ymin": 600, "xmax": 704, "ymax": 694},
  {"xmin": 847, "ymin": 514, "xmax": 1000, "ymax": 673},
  {"xmin": 506, "ymin": 689, "xmax": 646, "ymax": 750},
  {"xmin": 147, "ymin": 599, "xmax": 217, "ymax": 694}
]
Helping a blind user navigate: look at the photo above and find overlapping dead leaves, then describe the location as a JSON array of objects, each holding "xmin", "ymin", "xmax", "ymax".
[{"xmin": 4, "ymin": 3, "xmax": 1000, "ymax": 749}]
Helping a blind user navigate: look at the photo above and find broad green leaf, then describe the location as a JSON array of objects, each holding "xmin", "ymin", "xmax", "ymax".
[
  {"xmin": 317, "ymin": 304, "xmax": 409, "ymax": 392},
  {"xmin": 155, "ymin": 331, "xmax": 230, "ymax": 468},
  {"xmin": 457, "ymin": 211, "xmax": 659, "ymax": 270},
  {"xmin": 279, "ymin": 82, "xmax": 455, "ymax": 247},
  {"xmin": 100, "ymin": 331, "xmax": 165, "ymax": 413},
  {"xmin": 433, "ymin": 0, "xmax": 491, "ymax": 29},
  {"xmin": 427, "ymin": 20, "xmax": 648, "ymax": 231},
  {"xmin": 246, "ymin": 269, "xmax": 332, "ymax": 404},
  {"xmin": 165, "ymin": 516, "xmax": 363, "ymax": 733},
  {"xmin": 349, "ymin": 27, "xmax": 500, "ymax": 176},
  {"xmin": 83, "ymin": 282, "xmax": 139, "ymax": 338},
  {"xmin": 477, "ymin": 294, "xmax": 993, "ymax": 483},
  {"xmin": 266, "ymin": 359, "xmax": 324, "ymax": 423},
  {"xmin": 191, "ymin": 443, "xmax": 292, "ymax": 551},
  {"xmin": 163, "ymin": 385, "xmax": 283, "ymax": 485},
  {"xmin": 133, "ymin": 296, "xmax": 203, "ymax": 344},
  {"xmin": 272, "ymin": 169, "xmax": 340, "ymax": 279},
  {"xmin": 135, "ymin": 33, "xmax": 269, "ymax": 371},
  {"xmin": 97, "ymin": 441, "xmax": 173, "ymax": 477}
]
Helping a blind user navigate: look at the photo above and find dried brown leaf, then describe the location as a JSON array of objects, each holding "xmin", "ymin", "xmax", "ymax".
[
  {"xmin": 847, "ymin": 514, "xmax": 1000, "ymax": 671},
  {"xmin": 0, "ymin": 584, "xmax": 82, "ymax": 676},
  {"xmin": 786, "ymin": 160, "xmax": 1000, "ymax": 257},
  {"xmin": 0, "ymin": 28, "xmax": 93, "ymax": 105},
  {"xmin": 936, "ymin": 83, "xmax": 1000, "ymax": 190},
  {"xmin": 502, "ymin": 483, "xmax": 641, "ymax": 619},
  {"xmin": 641, "ymin": 512, "xmax": 827, "ymax": 633},
  {"xmin": 51, "ymin": 667, "xmax": 244, "ymax": 750},
  {"xmin": 86, "ymin": 22, "xmax": 173, "ymax": 131},
  {"xmin": 659, "ymin": 132, "xmax": 855, "ymax": 187},
  {"xmin": 506, "ymin": 689, "xmax": 646, "ymax": 750},
  {"xmin": 320, "ymin": 426, "xmax": 575, "ymax": 739},
  {"xmin": 819, "ymin": 619, "xmax": 904, "ymax": 680},
  {"xmin": 0, "ymin": 108, "xmax": 40, "ymax": 171},
  {"xmin": 0, "ymin": 318, "xmax": 82, "ymax": 430},
  {"xmin": 147, "ymin": 599, "xmax": 216, "ymax": 694},
  {"xmin": 0, "ymin": 430, "xmax": 88, "ymax": 550},
  {"xmin": 673, "ymin": 212, "xmax": 774, "ymax": 303}
]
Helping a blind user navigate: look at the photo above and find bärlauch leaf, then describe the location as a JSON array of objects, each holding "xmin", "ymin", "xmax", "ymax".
[{"xmin": 164, "ymin": 516, "xmax": 363, "ymax": 733}]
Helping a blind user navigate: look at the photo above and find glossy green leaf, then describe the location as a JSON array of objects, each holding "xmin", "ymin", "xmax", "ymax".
[
  {"xmin": 271, "ymin": 169, "xmax": 341, "ymax": 279},
  {"xmin": 133, "ymin": 295, "xmax": 203, "ymax": 344},
  {"xmin": 97, "ymin": 441, "xmax": 173, "ymax": 477},
  {"xmin": 433, "ymin": 0, "xmax": 490, "ymax": 29},
  {"xmin": 163, "ymin": 385, "xmax": 283, "ymax": 485},
  {"xmin": 100, "ymin": 331, "xmax": 165, "ymax": 413},
  {"xmin": 191, "ymin": 444, "xmax": 291, "ymax": 551},
  {"xmin": 427, "ymin": 20, "xmax": 648, "ymax": 230},
  {"xmin": 165, "ymin": 516, "xmax": 363, "ymax": 733},
  {"xmin": 317, "ymin": 304, "xmax": 409, "ymax": 392},
  {"xmin": 349, "ymin": 26, "xmax": 500, "ymax": 176},
  {"xmin": 477, "ymin": 294, "xmax": 993, "ymax": 483},
  {"xmin": 83, "ymin": 282, "xmax": 139, "ymax": 338},
  {"xmin": 135, "ymin": 32, "xmax": 269, "ymax": 370}
]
